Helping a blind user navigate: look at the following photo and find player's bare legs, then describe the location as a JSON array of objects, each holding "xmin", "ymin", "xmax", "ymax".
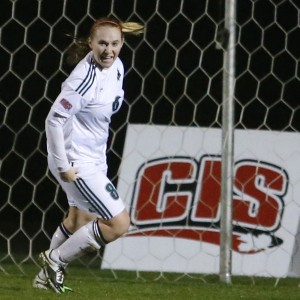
[
  {"xmin": 64, "ymin": 206, "xmax": 97, "ymax": 232},
  {"xmin": 97, "ymin": 209, "xmax": 130, "ymax": 242}
]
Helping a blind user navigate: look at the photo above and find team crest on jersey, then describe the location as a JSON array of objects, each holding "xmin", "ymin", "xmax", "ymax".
[
  {"xmin": 117, "ymin": 69, "xmax": 121, "ymax": 81},
  {"xmin": 60, "ymin": 98, "xmax": 72, "ymax": 110}
]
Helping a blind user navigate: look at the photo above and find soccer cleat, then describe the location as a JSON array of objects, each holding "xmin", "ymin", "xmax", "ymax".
[
  {"xmin": 38, "ymin": 250, "xmax": 66, "ymax": 294},
  {"xmin": 60, "ymin": 285, "xmax": 73, "ymax": 293},
  {"xmin": 32, "ymin": 273, "xmax": 48, "ymax": 290}
]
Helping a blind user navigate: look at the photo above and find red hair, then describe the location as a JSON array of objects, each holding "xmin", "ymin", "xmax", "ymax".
[{"xmin": 89, "ymin": 18, "xmax": 123, "ymax": 38}]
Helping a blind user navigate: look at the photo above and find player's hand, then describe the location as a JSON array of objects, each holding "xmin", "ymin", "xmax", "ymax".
[{"xmin": 59, "ymin": 167, "xmax": 79, "ymax": 182}]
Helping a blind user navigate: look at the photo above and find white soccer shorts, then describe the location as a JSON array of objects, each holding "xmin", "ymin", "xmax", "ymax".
[{"xmin": 48, "ymin": 155, "xmax": 125, "ymax": 219}]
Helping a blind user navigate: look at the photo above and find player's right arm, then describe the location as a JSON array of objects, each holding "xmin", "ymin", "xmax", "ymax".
[
  {"xmin": 45, "ymin": 110, "xmax": 78, "ymax": 182},
  {"xmin": 46, "ymin": 85, "xmax": 87, "ymax": 181},
  {"xmin": 46, "ymin": 54, "xmax": 93, "ymax": 180}
]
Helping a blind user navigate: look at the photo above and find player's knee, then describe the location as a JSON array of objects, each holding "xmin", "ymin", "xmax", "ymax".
[
  {"xmin": 63, "ymin": 212, "xmax": 78, "ymax": 232},
  {"xmin": 64, "ymin": 207, "xmax": 96, "ymax": 232},
  {"xmin": 112, "ymin": 215, "xmax": 130, "ymax": 238},
  {"xmin": 117, "ymin": 211, "xmax": 130, "ymax": 235},
  {"xmin": 102, "ymin": 210, "xmax": 130, "ymax": 239}
]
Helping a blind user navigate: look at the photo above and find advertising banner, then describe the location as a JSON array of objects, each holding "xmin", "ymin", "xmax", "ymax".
[{"xmin": 102, "ymin": 125, "xmax": 300, "ymax": 277}]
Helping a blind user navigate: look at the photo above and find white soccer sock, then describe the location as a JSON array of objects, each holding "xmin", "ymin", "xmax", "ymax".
[
  {"xmin": 50, "ymin": 223, "xmax": 72, "ymax": 249},
  {"xmin": 50, "ymin": 220, "xmax": 107, "ymax": 265},
  {"xmin": 38, "ymin": 223, "xmax": 71, "ymax": 280}
]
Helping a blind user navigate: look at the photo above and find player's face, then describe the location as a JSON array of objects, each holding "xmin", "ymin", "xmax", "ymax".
[{"xmin": 89, "ymin": 26, "xmax": 124, "ymax": 69}]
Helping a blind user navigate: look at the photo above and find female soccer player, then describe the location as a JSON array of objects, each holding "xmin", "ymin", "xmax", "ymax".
[{"xmin": 35, "ymin": 17, "xmax": 144, "ymax": 293}]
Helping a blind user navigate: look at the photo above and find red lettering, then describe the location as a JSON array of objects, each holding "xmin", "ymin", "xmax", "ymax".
[
  {"xmin": 132, "ymin": 158, "xmax": 197, "ymax": 225},
  {"xmin": 192, "ymin": 157, "xmax": 221, "ymax": 222},
  {"xmin": 131, "ymin": 157, "xmax": 287, "ymax": 233},
  {"xmin": 233, "ymin": 162, "xmax": 286, "ymax": 230}
]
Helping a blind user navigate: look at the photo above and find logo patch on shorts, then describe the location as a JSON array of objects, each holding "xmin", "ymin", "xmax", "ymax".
[{"xmin": 60, "ymin": 98, "xmax": 72, "ymax": 110}]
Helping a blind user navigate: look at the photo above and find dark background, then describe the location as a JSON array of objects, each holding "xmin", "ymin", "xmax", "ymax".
[{"xmin": 0, "ymin": 0, "xmax": 299, "ymax": 261}]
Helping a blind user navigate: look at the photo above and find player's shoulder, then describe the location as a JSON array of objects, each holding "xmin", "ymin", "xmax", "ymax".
[
  {"xmin": 70, "ymin": 52, "xmax": 95, "ymax": 77},
  {"xmin": 64, "ymin": 52, "xmax": 96, "ymax": 97}
]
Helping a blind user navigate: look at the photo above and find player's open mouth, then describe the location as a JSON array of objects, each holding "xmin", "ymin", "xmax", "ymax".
[{"xmin": 100, "ymin": 56, "xmax": 113, "ymax": 62}]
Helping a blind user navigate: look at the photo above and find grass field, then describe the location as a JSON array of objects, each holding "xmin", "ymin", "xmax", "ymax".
[{"xmin": 1, "ymin": 263, "xmax": 300, "ymax": 300}]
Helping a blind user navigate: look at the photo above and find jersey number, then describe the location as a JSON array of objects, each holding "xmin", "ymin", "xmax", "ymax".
[{"xmin": 106, "ymin": 183, "xmax": 119, "ymax": 200}]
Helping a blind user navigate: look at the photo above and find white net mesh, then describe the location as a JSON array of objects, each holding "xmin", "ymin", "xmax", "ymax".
[{"xmin": 0, "ymin": 0, "xmax": 299, "ymax": 278}]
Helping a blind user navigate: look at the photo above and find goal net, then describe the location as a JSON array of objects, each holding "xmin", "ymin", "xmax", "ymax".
[{"xmin": 0, "ymin": 0, "xmax": 300, "ymax": 279}]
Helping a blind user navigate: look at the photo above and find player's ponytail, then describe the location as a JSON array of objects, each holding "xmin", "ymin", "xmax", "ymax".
[
  {"xmin": 120, "ymin": 22, "xmax": 144, "ymax": 35},
  {"xmin": 65, "ymin": 36, "xmax": 90, "ymax": 67}
]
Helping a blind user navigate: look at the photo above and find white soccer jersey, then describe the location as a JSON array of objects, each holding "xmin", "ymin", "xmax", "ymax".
[{"xmin": 46, "ymin": 52, "xmax": 124, "ymax": 172}]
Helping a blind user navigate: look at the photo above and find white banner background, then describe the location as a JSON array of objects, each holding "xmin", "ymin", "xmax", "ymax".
[{"xmin": 102, "ymin": 125, "xmax": 300, "ymax": 277}]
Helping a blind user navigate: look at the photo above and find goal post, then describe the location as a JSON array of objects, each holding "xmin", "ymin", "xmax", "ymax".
[{"xmin": 219, "ymin": 0, "xmax": 236, "ymax": 284}]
